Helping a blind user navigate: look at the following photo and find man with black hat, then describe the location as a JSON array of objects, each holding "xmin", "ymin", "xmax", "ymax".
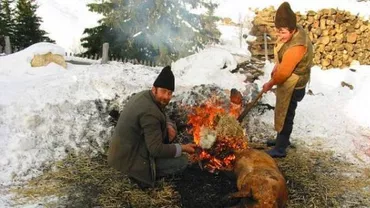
[
  {"xmin": 107, "ymin": 66, "xmax": 197, "ymax": 188},
  {"xmin": 262, "ymin": 2, "xmax": 313, "ymax": 157}
]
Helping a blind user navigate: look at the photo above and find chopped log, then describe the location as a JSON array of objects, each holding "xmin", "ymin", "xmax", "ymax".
[
  {"xmin": 249, "ymin": 7, "xmax": 370, "ymax": 68},
  {"xmin": 347, "ymin": 32, "xmax": 357, "ymax": 43},
  {"xmin": 229, "ymin": 148, "xmax": 288, "ymax": 208},
  {"xmin": 322, "ymin": 59, "xmax": 331, "ymax": 67},
  {"xmin": 320, "ymin": 36, "xmax": 330, "ymax": 45}
]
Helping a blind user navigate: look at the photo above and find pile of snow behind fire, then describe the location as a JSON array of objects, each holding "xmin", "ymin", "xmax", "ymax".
[
  {"xmin": 0, "ymin": 42, "xmax": 255, "ymax": 186},
  {"xmin": 1, "ymin": 36, "xmax": 370, "ymax": 191}
]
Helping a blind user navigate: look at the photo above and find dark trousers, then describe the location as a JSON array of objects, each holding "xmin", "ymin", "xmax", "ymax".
[{"xmin": 276, "ymin": 88, "xmax": 306, "ymax": 150}]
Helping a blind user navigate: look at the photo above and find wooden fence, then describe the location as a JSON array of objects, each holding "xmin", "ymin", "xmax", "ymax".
[
  {"xmin": 66, "ymin": 52, "xmax": 163, "ymax": 67},
  {"xmin": 0, "ymin": 37, "xmax": 167, "ymax": 67}
]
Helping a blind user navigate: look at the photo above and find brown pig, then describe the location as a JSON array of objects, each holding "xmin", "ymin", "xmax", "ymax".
[{"xmin": 228, "ymin": 148, "xmax": 288, "ymax": 208}]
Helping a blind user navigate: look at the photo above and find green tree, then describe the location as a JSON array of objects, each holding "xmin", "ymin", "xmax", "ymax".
[
  {"xmin": 81, "ymin": 0, "xmax": 221, "ymax": 64},
  {"xmin": 0, "ymin": 0, "xmax": 15, "ymax": 51},
  {"xmin": 0, "ymin": 0, "xmax": 15, "ymax": 36},
  {"xmin": 200, "ymin": 2, "xmax": 221, "ymax": 44},
  {"xmin": 13, "ymin": 0, "xmax": 53, "ymax": 49}
]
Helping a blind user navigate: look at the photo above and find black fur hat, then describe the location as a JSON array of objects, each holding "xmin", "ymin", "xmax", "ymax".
[{"xmin": 153, "ymin": 66, "xmax": 175, "ymax": 91}]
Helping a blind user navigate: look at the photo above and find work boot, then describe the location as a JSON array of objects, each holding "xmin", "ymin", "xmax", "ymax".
[
  {"xmin": 266, "ymin": 148, "xmax": 286, "ymax": 158},
  {"xmin": 266, "ymin": 139, "xmax": 291, "ymax": 147},
  {"xmin": 128, "ymin": 177, "xmax": 152, "ymax": 190},
  {"xmin": 266, "ymin": 139, "xmax": 277, "ymax": 147},
  {"xmin": 266, "ymin": 134, "xmax": 290, "ymax": 158}
]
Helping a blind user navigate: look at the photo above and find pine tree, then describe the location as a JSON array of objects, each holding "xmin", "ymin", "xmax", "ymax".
[
  {"xmin": 0, "ymin": 1, "xmax": 4, "ymax": 33},
  {"xmin": 13, "ymin": 0, "xmax": 53, "ymax": 49},
  {"xmin": 81, "ymin": 0, "xmax": 221, "ymax": 64},
  {"xmin": 0, "ymin": 1, "xmax": 6, "ymax": 45},
  {"xmin": 0, "ymin": 0, "xmax": 15, "ymax": 51},
  {"xmin": 0, "ymin": 0, "xmax": 15, "ymax": 37},
  {"xmin": 200, "ymin": 2, "xmax": 221, "ymax": 45}
]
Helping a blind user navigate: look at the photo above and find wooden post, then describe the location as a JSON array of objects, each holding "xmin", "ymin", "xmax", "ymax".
[
  {"xmin": 239, "ymin": 14, "xmax": 243, "ymax": 48},
  {"xmin": 5, "ymin": 36, "xmax": 12, "ymax": 54},
  {"xmin": 264, "ymin": 32, "xmax": 268, "ymax": 62},
  {"xmin": 101, "ymin": 42, "xmax": 109, "ymax": 64}
]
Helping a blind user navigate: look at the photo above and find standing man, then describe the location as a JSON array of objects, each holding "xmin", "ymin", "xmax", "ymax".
[
  {"xmin": 107, "ymin": 66, "xmax": 197, "ymax": 188},
  {"xmin": 262, "ymin": 2, "xmax": 313, "ymax": 157}
]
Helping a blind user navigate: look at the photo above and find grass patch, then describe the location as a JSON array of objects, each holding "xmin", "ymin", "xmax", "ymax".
[
  {"xmin": 11, "ymin": 153, "xmax": 180, "ymax": 208},
  {"xmin": 276, "ymin": 146, "xmax": 370, "ymax": 207},
  {"xmin": 9, "ymin": 145, "xmax": 370, "ymax": 207}
]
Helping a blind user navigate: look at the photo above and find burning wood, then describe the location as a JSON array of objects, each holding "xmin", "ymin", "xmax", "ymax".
[
  {"xmin": 185, "ymin": 89, "xmax": 288, "ymax": 208},
  {"xmin": 187, "ymin": 97, "xmax": 247, "ymax": 172}
]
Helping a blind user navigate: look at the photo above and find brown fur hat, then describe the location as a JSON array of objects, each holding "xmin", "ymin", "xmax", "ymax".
[{"xmin": 274, "ymin": 2, "xmax": 297, "ymax": 30}]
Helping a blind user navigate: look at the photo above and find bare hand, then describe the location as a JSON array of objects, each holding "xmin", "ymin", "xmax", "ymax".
[
  {"xmin": 167, "ymin": 123, "xmax": 177, "ymax": 143},
  {"xmin": 181, "ymin": 143, "xmax": 197, "ymax": 154},
  {"xmin": 262, "ymin": 80, "xmax": 274, "ymax": 93}
]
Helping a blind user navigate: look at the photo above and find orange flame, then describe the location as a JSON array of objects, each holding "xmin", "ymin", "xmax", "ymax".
[
  {"xmin": 187, "ymin": 100, "xmax": 225, "ymax": 145},
  {"xmin": 187, "ymin": 95, "xmax": 246, "ymax": 172}
]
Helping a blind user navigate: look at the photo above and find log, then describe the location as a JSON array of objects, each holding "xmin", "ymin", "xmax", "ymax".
[
  {"xmin": 228, "ymin": 148, "xmax": 288, "ymax": 208},
  {"xmin": 248, "ymin": 7, "xmax": 370, "ymax": 68},
  {"xmin": 347, "ymin": 32, "xmax": 357, "ymax": 43}
]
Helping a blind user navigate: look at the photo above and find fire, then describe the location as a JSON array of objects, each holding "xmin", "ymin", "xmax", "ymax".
[
  {"xmin": 187, "ymin": 99, "xmax": 225, "ymax": 145},
  {"xmin": 187, "ymin": 95, "xmax": 247, "ymax": 173}
]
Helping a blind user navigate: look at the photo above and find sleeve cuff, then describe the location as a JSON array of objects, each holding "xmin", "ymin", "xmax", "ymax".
[{"xmin": 174, "ymin": 143, "xmax": 182, "ymax": 157}]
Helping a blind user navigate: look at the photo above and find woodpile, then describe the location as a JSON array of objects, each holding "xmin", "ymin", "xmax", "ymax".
[{"xmin": 248, "ymin": 7, "xmax": 370, "ymax": 69}]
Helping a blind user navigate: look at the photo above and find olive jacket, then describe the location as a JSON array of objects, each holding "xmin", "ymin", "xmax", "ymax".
[{"xmin": 107, "ymin": 90, "xmax": 177, "ymax": 186}]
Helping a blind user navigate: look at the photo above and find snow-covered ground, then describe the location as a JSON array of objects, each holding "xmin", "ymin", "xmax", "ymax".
[{"xmin": 0, "ymin": 0, "xmax": 369, "ymax": 206}]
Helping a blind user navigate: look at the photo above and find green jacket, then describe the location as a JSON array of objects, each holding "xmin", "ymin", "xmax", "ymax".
[{"xmin": 107, "ymin": 90, "xmax": 177, "ymax": 186}]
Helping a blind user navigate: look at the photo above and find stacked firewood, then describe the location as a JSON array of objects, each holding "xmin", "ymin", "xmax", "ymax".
[{"xmin": 248, "ymin": 7, "xmax": 370, "ymax": 69}]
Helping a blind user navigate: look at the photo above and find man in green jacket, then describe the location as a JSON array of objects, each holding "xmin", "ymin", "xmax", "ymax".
[{"xmin": 107, "ymin": 66, "xmax": 197, "ymax": 188}]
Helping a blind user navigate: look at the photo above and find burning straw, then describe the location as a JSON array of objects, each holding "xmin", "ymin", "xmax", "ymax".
[{"xmin": 187, "ymin": 98, "xmax": 247, "ymax": 172}]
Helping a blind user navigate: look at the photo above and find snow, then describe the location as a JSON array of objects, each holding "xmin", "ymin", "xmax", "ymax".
[
  {"xmin": 0, "ymin": 42, "xmax": 248, "ymax": 193},
  {"xmin": 1, "ymin": 0, "xmax": 370, "ymax": 206},
  {"xmin": 172, "ymin": 47, "xmax": 246, "ymax": 91},
  {"xmin": 0, "ymin": 42, "xmax": 65, "ymax": 77},
  {"xmin": 133, "ymin": 31, "xmax": 143, "ymax": 38}
]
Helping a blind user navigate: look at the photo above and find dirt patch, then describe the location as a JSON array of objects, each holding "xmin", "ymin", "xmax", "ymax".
[{"xmin": 173, "ymin": 165, "xmax": 238, "ymax": 208}]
